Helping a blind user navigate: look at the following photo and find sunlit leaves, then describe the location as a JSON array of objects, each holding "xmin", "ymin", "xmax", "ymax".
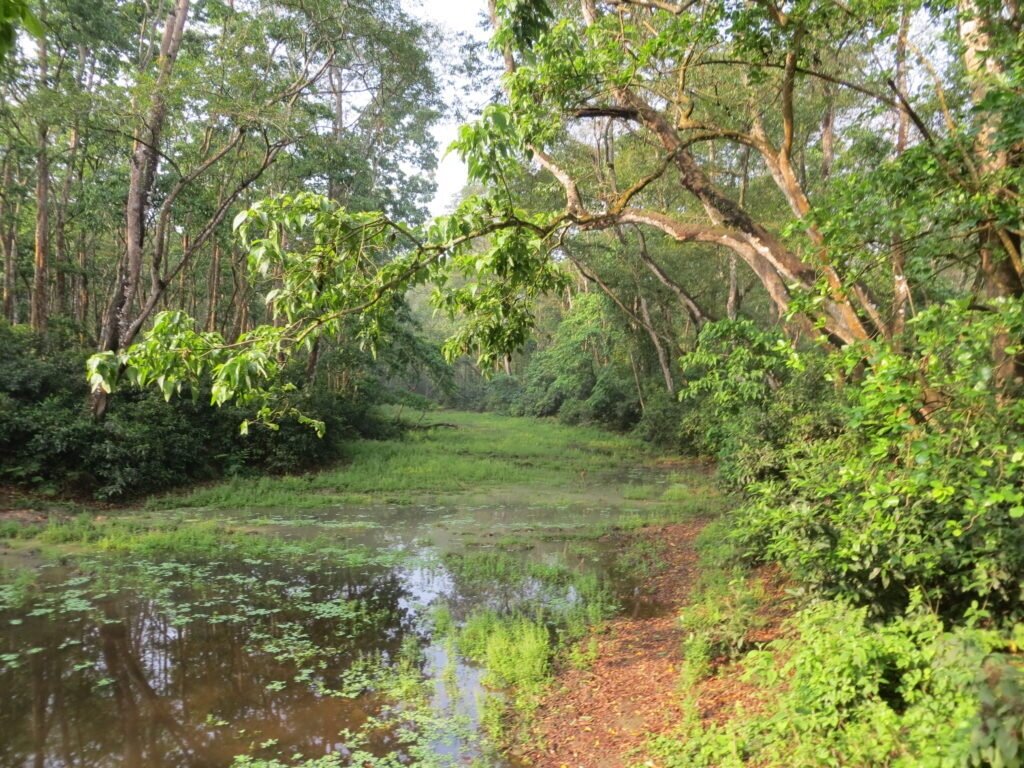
[
  {"xmin": 451, "ymin": 105, "xmax": 541, "ymax": 188},
  {"xmin": 89, "ymin": 191, "xmax": 569, "ymax": 428},
  {"xmin": 679, "ymin": 320, "xmax": 796, "ymax": 412},
  {"xmin": 735, "ymin": 299, "xmax": 1024, "ymax": 618},
  {"xmin": 432, "ymin": 220, "xmax": 568, "ymax": 368}
]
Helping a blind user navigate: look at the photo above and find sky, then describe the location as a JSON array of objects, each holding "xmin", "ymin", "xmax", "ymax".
[{"xmin": 405, "ymin": 0, "xmax": 492, "ymax": 217}]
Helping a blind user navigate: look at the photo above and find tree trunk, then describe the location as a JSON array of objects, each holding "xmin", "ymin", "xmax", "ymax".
[
  {"xmin": 329, "ymin": 65, "xmax": 344, "ymax": 201},
  {"xmin": 628, "ymin": 350, "xmax": 646, "ymax": 412},
  {"xmin": 821, "ymin": 84, "xmax": 835, "ymax": 181},
  {"xmin": 205, "ymin": 242, "xmax": 221, "ymax": 332},
  {"xmin": 54, "ymin": 47, "xmax": 89, "ymax": 322},
  {"xmin": 890, "ymin": 7, "xmax": 913, "ymax": 344},
  {"xmin": 621, "ymin": 225, "xmax": 711, "ymax": 329},
  {"xmin": 76, "ymin": 238, "xmax": 89, "ymax": 340},
  {"xmin": 959, "ymin": 0, "xmax": 1022, "ymax": 298},
  {"xmin": 1, "ymin": 159, "xmax": 16, "ymax": 323},
  {"xmin": 30, "ymin": 16, "xmax": 49, "ymax": 333},
  {"xmin": 730, "ymin": 146, "xmax": 752, "ymax": 321},
  {"xmin": 229, "ymin": 249, "xmax": 250, "ymax": 341},
  {"xmin": 99, "ymin": 0, "xmax": 190, "ymax": 353},
  {"xmin": 959, "ymin": 0, "xmax": 1023, "ymax": 388},
  {"xmin": 727, "ymin": 256, "xmax": 739, "ymax": 321},
  {"xmin": 639, "ymin": 294, "xmax": 675, "ymax": 393},
  {"xmin": 616, "ymin": 87, "xmax": 870, "ymax": 345}
]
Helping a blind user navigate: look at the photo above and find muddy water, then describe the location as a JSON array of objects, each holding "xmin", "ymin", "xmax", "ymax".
[{"xmin": 0, "ymin": 469, "xmax": 674, "ymax": 767}]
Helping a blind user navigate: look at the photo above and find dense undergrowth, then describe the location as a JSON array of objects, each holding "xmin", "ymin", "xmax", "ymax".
[
  {"xmin": 0, "ymin": 323, "xmax": 391, "ymax": 500},
  {"xmin": 633, "ymin": 302, "xmax": 1024, "ymax": 767},
  {"xmin": 654, "ymin": 521, "xmax": 1024, "ymax": 768}
]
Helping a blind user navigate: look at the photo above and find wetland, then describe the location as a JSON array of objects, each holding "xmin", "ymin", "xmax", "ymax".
[{"xmin": 0, "ymin": 411, "xmax": 724, "ymax": 768}]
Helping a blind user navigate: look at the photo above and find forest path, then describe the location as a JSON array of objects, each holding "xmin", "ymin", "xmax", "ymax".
[{"xmin": 521, "ymin": 520, "xmax": 706, "ymax": 768}]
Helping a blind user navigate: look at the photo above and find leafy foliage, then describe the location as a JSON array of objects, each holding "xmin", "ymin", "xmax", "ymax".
[
  {"xmin": 653, "ymin": 598, "xmax": 1024, "ymax": 768},
  {"xmin": 0, "ymin": 0, "xmax": 39, "ymax": 61},
  {"xmin": 509, "ymin": 294, "xmax": 641, "ymax": 428},
  {"xmin": 88, "ymin": 193, "xmax": 566, "ymax": 420},
  {"xmin": 0, "ymin": 323, "xmax": 374, "ymax": 499},
  {"xmin": 735, "ymin": 301, "xmax": 1024, "ymax": 620}
]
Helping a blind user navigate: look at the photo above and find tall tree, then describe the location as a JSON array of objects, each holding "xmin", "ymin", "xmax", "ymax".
[
  {"xmin": 29, "ymin": 2, "xmax": 47, "ymax": 332},
  {"xmin": 99, "ymin": 0, "xmax": 190, "ymax": 353}
]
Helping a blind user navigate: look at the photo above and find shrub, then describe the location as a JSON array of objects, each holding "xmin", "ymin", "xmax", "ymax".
[
  {"xmin": 511, "ymin": 293, "xmax": 646, "ymax": 430},
  {"xmin": 0, "ymin": 322, "xmax": 375, "ymax": 499},
  {"xmin": 652, "ymin": 597, "xmax": 1024, "ymax": 768},
  {"xmin": 676, "ymin": 319, "xmax": 842, "ymax": 488},
  {"xmin": 736, "ymin": 300, "xmax": 1024, "ymax": 620},
  {"xmin": 633, "ymin": 389, "xmax": 685, "ymax": 448}
]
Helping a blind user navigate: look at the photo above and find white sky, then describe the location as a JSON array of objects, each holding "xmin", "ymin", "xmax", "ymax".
[{"xmin": 405, "ymin": 0, "xmax": 492, "ymax": 217}]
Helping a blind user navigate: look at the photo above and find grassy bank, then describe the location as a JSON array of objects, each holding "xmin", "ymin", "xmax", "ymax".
[
  {"xmin": 1, "ymin": 409, "xmax": 721, "ymax": 565},
  {"xmin": 147, "ymin": 409, "xmax": 656, "ymax": 510}
]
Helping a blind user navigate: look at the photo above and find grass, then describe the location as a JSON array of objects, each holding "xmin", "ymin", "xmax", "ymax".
[
  {"xmin": 148, "ymin": 410, "xmax": 652, "ymax": 511},
  {"xmin": 451, "ymin": 610, "xmax": 555, "ymax": 743},
  {"xmin": 614, "ymin": 536, "xmax": 668, "ymax": 581},
  {"xmin": 0, "ymin": 509, "xmax": 399, "ymax": 585},
  {"xmin": 622, "ymin": 483, "xmax": 665, "ymax": 501},
  {"xmin": 431, "ymin": 537, "xmax": 627, "ymax": 749},
  {"xmin": 673, "ymin": 518, "xmax": 769, "ymax": 679},
  {"xmin": 443, "ymin": 551, "xmax": 570, "ymax": 587},
  {"xmin": 0, "ymin": 409, "xmax": 726, "ymax": 594}
]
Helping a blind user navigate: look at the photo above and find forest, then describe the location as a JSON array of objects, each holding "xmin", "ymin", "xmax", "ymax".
[{"xmin": 0, "ymin": 0, "xmax": 1022, "ymax": 765}]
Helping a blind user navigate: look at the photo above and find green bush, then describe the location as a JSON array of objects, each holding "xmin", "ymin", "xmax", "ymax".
[
  {"xmin": 0, "ymin": 323, "xmax": 374, "ymax": 499},
  {"xmin": 673, "ymin": 320, "xmax": 843, "ymax": 486},
  {"xmin": 633, "ymin": 390, "xmax": 686, "ymax": 448},
  {"xmin": 513, "ymin": 294, "xmax": 646, "ymax": 430},
  {"xmin": 482, "ymin": 373, "xmax": 523, "ymax": 414},
  {"xmin": 652, "ymin": 598, "xmax": 1023, "ymax": 768},
  {"xmin": 675, "ymin": 305, "xmax": 1024, "ymax": 622},
  {"xmin": 736, "ymin": 301, "xmax": 1024, "ymax": 620}
]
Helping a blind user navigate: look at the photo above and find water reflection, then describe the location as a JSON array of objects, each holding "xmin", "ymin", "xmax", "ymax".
[{"xmin": 1, "ymin": 564, "xmax": 425, "ymax": 767}]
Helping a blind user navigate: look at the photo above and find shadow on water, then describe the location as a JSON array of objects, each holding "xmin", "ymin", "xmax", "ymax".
[{"xmin": 0, "ymin": 468, "xmax": 680, "ymax": 767}]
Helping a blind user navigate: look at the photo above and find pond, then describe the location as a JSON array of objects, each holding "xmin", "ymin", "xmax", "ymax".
[{"xmin": 0, "ymin": 415, "xmax": 710, "ymax": 768}]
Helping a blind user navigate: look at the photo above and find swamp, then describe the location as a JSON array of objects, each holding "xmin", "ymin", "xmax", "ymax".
[{"xmin": 1, "ymin": 412, "xmax": 724, "ymax": 766}]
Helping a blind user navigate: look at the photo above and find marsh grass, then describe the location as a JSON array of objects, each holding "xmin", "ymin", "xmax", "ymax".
[
  {"xmin": 614, "ymin": 536, "xmax": 668, "ymax": 582},
  {"xmin": 5, "ymin": 511, "xmax": 398, "ymax": 576},
  {"xmin": 455, "ymin": 610, "xmax": 553, "ymax": 738},
  {"xmin": 622, "ymin": 483, "xmax": 665, "ymax": 500},
  {"xmin": 443, "ymin": 551, "xmax": 569, "ymax": 587},
  {"xmin": 434, "ymin": 543, "xmax": 622, "ymax": 750},
  {"xmin": 149, "ymin": 410, "xmax": 652, "ymax": 511},
  {"xmin": 0, "ymin": 568, "xmax": 35, "ymax": 610}
]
